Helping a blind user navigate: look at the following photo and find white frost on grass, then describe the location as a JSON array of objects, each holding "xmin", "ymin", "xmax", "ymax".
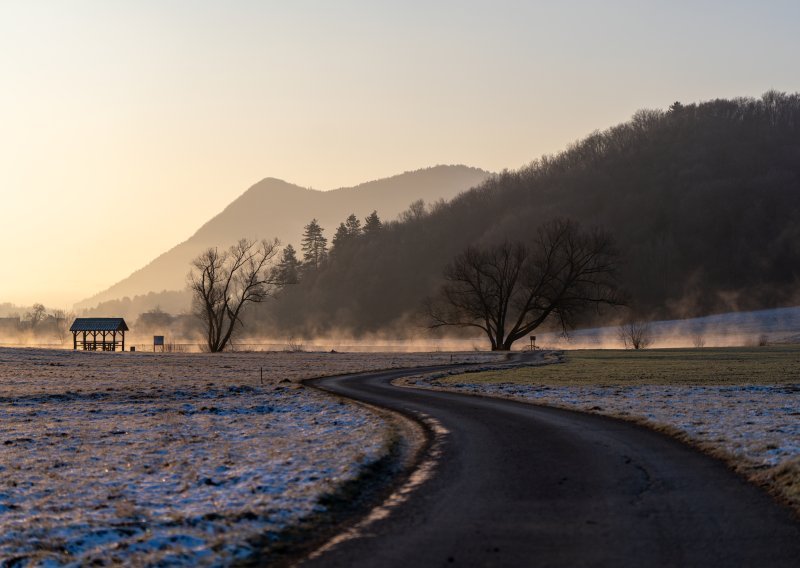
[
  {"xmin": 0, "ymin": 348, "xmax": 503, "ymax": 566},
  {"xmin": 0, "ymin": 384, "xmax": 383, "ymax": 565}
]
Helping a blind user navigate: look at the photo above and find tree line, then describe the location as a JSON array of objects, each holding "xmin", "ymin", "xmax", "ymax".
[
  {"xmin": 270, "ymin": 210, "xmax": 384, "ymax": 285},
  {"xmin": 0, "ymin": 303, "xmax": 75, "ymax": 343},
  {"xmin": 188, "ymin": 210, "xmax": 384, "ymax": 351},
  {"xmin": 255, "ymin": 91, "xmax": 800, "ymax": 337},
  {"xmin": 183, "ymin": 91, "xmax": 800, "ymax": 350}
]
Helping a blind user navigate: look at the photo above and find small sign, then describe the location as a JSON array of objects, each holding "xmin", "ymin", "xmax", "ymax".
[{"xmin": 154, "ymin": 335, "xmax": 165, "ymax": 346}]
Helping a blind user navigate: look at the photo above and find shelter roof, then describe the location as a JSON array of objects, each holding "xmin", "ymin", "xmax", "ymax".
[{"xmin": 69, "ymin": 318, "xmax": 129, "ymax": 332}]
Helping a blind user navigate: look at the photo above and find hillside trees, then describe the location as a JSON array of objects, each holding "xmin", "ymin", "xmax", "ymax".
[
  {"xmin": 301, "ymin": 219, "xmax": 328, "ymax": 271},
  {"xmin": 345, "ymin": 213, "xmax": 362, "ymax": 236},
  {"xmin": 331, "ymin": 213, "xmax": 364, "ymax": 256},
  {"xmin": 399, "ymin": 199, "xmax": 427, "ymax": 222},
  {"xmin": 331, "ymin": 223, "xmax": 349, "ymax": 255},
  {"xmin": 363, "ymin": 210, "xmax": 382, "ymax": 234},
  {"xmin": 259, "ymin": 92, "xmax": 800, "ymax": 336},
  {"xmin": 273, "ymin": 244, "xmax": 301, "ymax": 285},
  {"xmin": 188, "ymin": 238, "xmax": 280, "ymax": 352},
  {"xmin": 426, "ymin": 219, "xmax": 623, "ymax": 350}
]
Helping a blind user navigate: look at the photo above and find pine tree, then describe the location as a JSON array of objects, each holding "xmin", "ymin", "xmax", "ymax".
[
  {"xmin": 345, "ymin": 213, "xmax": 362, "ymax": 237},
  {"xmin": 331, "ymin": 213, "xmax": 364, "ymax": 257},
  {"xmin": 273, "ymin": 244, "xmax": 300, "ymax": 284},
  {"xmin": 300, "ymin": 219, "xmax": 327, "ymax": 271},
  {"xmin": 363, "ymin": 210, "xmax": 382, "ymax": 235},
  {"xmin": 331, "ymin": 222, "xmax": 349, "ymax": 253}
]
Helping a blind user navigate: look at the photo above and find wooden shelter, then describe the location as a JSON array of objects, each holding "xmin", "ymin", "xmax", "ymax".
[{"xmin": 70, "ymin": 318, "xmax": 129, "ymax": 351}]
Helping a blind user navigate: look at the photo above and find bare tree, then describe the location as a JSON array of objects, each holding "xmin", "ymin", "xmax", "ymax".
[
  {"xmin": 188, "ymin": 238, "xmax": 280, "ymax": 352},
  {"xmin": 618, "ymin": 319, "xmax": 653, "ymax": 349},
  {"xmin": 25, "ymin": 303, "xmax": 47, "ymax": 331},
  {"xmin": 399, "ymin": 199, "xmax": 427, "ymax": 222},
  {"xmin": 52, "ymin": 309, "xmax": 76, "ymax": 344},
  {"xmin": 427, "ymin": 219, "xmax": 623, "ymax": 350}
]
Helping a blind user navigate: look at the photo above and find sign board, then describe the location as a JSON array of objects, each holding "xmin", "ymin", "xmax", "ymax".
[{"xmin": 153, "ymin": 335, "xmax": 165, "ymax": 346}]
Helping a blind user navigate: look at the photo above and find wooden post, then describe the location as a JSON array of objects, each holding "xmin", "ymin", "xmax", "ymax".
[
  {"xmin": 121, "ymin": 330, "xmax": 125, "ymax": 352},
  {"xmin": 73, "ymin": 331, "xmax": 77, "ymax": 350}
]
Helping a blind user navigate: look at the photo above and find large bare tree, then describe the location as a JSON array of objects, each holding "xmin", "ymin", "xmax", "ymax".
[
  {"xmin": 427, "ymin": 219, "xmax": 623, "ymax": 350},
  {"xmin": 189, "ymin": 238, "xmax": 280, "ymax": 352}
]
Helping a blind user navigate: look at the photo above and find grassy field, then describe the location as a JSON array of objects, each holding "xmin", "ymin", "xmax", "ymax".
[{"xmin": 443, "ymin": 346, "xmax": 800, "ymax": 386}]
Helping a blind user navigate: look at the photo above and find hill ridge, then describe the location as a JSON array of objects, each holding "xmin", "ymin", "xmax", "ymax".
[
  {"xmin": 261, "ymin": 91, "xmax": 800, "ymax": 334},
  {"xmin": 76, "ymin": 165, "xmax": 492, "ymax": 310}
]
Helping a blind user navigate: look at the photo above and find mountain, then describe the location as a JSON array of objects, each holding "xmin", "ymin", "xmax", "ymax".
[
  {"xmin": 260, "ymin": 92, "xmax": 800, "ymax": 336},
  {"xmin": 76, "ymin": 165, "xmax": 491, "ymax": 311}
]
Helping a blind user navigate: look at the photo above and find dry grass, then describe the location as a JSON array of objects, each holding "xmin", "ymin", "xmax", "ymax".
[
  {"xmin": 0, "ymin": 348, "xmax": 500, "ymax": 398},
  {"xmin": 442, "ymin": 345, "xmax": 800, "ymax": 386}
]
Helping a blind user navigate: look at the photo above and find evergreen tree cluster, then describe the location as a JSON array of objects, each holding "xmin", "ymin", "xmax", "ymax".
[
  {"xmin": 272, "ymin": 211, "xmax": 384, "ymax": 286},
  {"xmin": 331, "ymin": 214, "xmax": 362, "ymax": 256}
]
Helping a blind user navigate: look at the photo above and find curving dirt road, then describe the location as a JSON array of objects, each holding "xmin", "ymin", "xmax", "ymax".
[{"xmin": 299, "ymin": 366, "xmax": 800, "ymax": 567}]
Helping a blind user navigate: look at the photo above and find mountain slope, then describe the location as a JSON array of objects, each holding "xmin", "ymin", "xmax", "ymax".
[
  {"xmin": 77, "ymin": 165, "xmax": 491, "ymax": 310},
  {"xmin": 262, "ymin": 92, "xmax": 800, "ymax": 335}
]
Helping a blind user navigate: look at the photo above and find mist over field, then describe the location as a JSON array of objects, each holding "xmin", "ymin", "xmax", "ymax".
[{"xmin": 4, "ymin": 93, "xmax": 798, "ymax": 351}]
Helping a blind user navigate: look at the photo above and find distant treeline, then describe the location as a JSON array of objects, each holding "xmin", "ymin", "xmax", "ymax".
[
  {"xmin": 78, "ymin": 92, "xmax": 800, "ymax": 339},
  {"xmin": 0, "ymin": 303, "xmax": 73, "ymax": 343},
  {"xmin": 81, "ymin": 290, "xmax": 191, "ymax": 321},
  {"xmin": 251, "ymin": 91, "xmax": 800, "ymax": 335}
]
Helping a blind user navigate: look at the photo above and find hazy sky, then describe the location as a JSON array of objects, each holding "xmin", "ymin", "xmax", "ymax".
[{"xmin": 1, "ymin": 1, "xmax": 798, "ymax": 308}]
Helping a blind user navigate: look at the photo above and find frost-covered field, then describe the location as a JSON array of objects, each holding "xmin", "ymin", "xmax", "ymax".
[
  {"xmin": 0, "ymin": 348, "xmax": 499, "ymax": 566},
  {"xmin": 410, "ymin": 347, "xmax": 800, "ymax": 512}
]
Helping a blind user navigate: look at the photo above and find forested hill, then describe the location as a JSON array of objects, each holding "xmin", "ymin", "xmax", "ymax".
[{"xmin": 264, "ymin": 92, "xmax": 800, "ymax": 335}]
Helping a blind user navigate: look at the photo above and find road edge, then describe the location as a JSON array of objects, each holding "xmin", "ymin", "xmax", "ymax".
[
  {"xmin": 397, "ymin": 373, "xmax": 800, "ymax": 520},
  {"xmin": 240, "ymin": 367, "xmax": 449, "ymax": 567}
]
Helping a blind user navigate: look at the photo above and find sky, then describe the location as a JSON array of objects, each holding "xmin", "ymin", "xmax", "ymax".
[{"xmin": 1, "ymin": 0, "xmax": 799, "ymax": 308}]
